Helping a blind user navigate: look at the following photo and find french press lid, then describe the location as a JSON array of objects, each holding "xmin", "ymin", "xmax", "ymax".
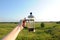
[{"xmin": 28, "ymin": 12, "xmax": 34, "ymax": 18}]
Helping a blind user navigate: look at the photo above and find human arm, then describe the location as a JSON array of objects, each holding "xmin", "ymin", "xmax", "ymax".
[{"xmin": 2, "ymin": 20, "xmax": 24, "ymax": 40}]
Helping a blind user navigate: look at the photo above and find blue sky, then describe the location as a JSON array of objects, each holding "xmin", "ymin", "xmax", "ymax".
[{"xmin": 0, "ymin": 0, "xmax": 60, "ymax": 22}]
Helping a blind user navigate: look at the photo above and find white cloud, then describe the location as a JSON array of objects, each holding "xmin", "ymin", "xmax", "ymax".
[{"xmin": 29, "ymin": 0, "xmax": 60, "ymax": 21}]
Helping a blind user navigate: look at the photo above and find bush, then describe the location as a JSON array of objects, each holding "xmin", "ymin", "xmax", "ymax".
[
  {"xmin": 56, "ymin": 21, "xmax": 60, "ymax": 24},
  {"xmin": 41, "ymin": 22, "xmax": 45, "ymax": 28}
]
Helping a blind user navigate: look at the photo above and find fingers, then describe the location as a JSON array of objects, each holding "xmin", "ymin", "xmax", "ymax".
[
  {"xmin": 18, "ymin": 20, "xmax": 23, "ymax": 26},
  {"xmin": 18, "ymin": 18, "xmax": 27, "ymax": 27},
  {"xmin": 22, "ymin": 19, "xmax": 26, "ymax": 27}
]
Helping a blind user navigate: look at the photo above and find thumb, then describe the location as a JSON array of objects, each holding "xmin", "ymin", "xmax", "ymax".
[{"xmin": 18, "ymin": 20, "xmax": 23, "ymax": 26}]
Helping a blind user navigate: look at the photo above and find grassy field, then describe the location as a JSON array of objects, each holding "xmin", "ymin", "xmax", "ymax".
[{"xmin": 0, "ymin": 22, "xmax": 60, "ymax": 40}]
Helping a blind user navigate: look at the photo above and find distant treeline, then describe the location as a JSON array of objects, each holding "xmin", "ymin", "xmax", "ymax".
[
  {"xmin": 0, "ymin": 22, "xmax": 18, "ymax": 24},
  {"xmin": 0, "ymin": 21, "xmax": 60, "ymax": 24}
]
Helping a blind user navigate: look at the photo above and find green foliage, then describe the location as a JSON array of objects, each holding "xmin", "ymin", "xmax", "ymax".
[
  {"xmin": 0, "ymin": 22, "xmax": 60, "ymax": 40},
  {"xmin": 56, "ymin": 21, "xmax": 60, "ymax": 24},
  {"xmin": 41, "ymin": 22, "xmax": 45, "ymax": 28}
]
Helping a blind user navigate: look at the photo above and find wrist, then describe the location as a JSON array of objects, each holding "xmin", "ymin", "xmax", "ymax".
[{"xmin": 17, "ymin": 25, "xmax": 23, "ymax": 31}]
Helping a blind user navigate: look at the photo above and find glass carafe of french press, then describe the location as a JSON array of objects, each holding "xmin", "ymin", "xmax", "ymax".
[{"xmin": 27, "ymin": 12, "xmax": 35, "ymax": 32}]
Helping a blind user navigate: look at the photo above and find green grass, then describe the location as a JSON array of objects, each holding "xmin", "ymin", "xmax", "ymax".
[{"xmin": 0, "ymin": 22, "xmax": 60, "ymax": 40}]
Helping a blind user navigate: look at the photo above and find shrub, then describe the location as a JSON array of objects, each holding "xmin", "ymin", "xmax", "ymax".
[{"xmin": 41, "ymin": 22, "xmax": 45, "ymax": 28}]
